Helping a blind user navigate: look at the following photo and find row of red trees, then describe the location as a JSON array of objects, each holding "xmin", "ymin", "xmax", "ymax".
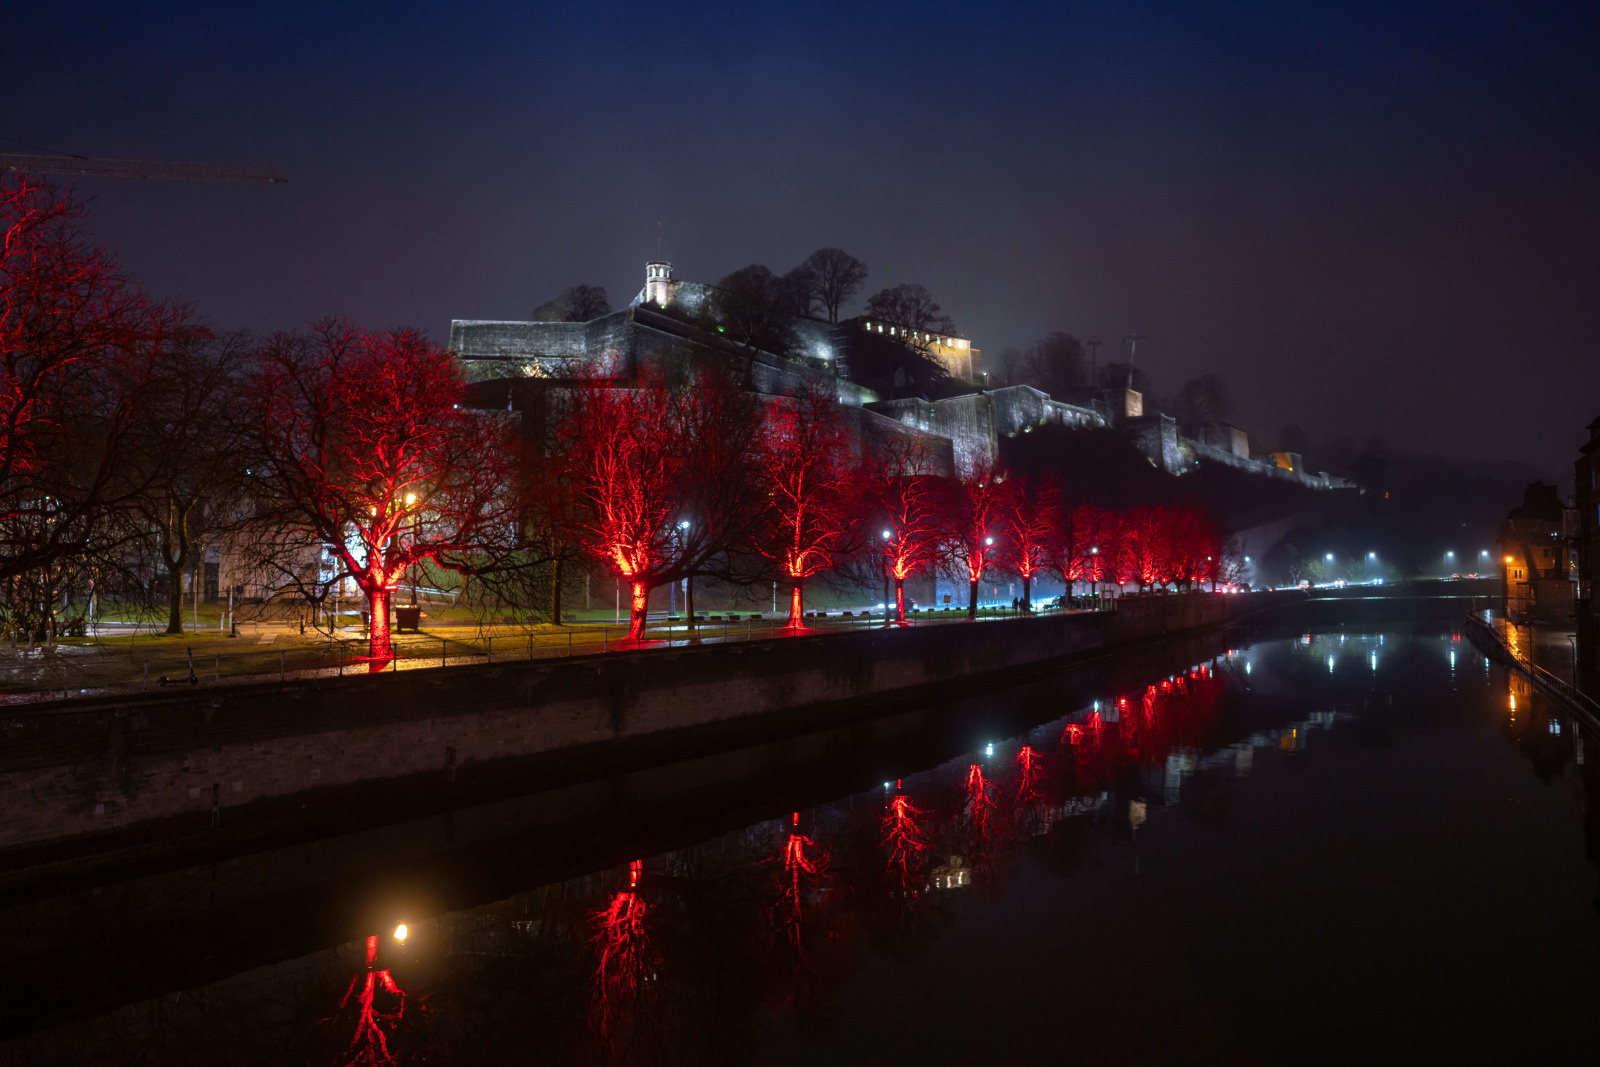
[
  {"xmin": 551, "ymin": 366, "xmax": 1230, "ymax": 643},
  {"xmin": 239, "ymin": 330, "xmax": 1234, "ymax": 654},
  {"xmin": 1, "ymin": 176, "xmax": 1228, "ymax": 656}
]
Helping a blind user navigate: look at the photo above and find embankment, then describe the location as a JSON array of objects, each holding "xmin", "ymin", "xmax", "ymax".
[{"xmin": 0, "ymin": 585, "xmax": 1480, "ymax": 878}]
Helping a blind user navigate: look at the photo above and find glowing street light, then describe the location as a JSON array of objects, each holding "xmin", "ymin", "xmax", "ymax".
[
  {"xmin": 393, "ymin": 923, "xmax": 408, "ymax": 942},
  {"xmin": 881, "ymin": 529, "xmax": 894, "ymax": 627}
]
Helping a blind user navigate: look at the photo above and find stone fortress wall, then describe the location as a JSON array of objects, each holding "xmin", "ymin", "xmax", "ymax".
[{"xmin": 450, "ymin": 261, "xmax": 1349, "ymax": 491}]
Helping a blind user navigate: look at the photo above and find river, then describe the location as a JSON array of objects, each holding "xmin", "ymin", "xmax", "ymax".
[{"xmin": 4, "ymin": 625, "xmax": 1599, "ymax": 1065}]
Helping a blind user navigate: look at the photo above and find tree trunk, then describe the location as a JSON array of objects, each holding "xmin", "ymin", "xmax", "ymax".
[
  {"xmin": 367, "ymin": 585, "xmax": 392, "ymax": 658},
  {"xmin": 626, "ymin": 580, "xmax": 649, "ymax": 642},
  {"xmin": 894, "ymin": 577, "xmax": 906, "ymax": 625},
  {"xmin": 787, "ymin": 583, "xmax": 804, "ymax": 628},
  {"xmin": 685, "ymin": 575, "xmax": 697, "ymax": 642},
  {"xmin": 1022, "ymin": 573, "xmax": 1032, "ymax": 612},
  {"xmin": 551, "ymin": 557, "xmax": 564, "ymax": 626},
  {"xmin": 165, "ymin": 561, "xmax": 185, "ymax": 634},
  {"xmin": 968, "ymin": 577, "xmax": 979, "ymax": 619}
]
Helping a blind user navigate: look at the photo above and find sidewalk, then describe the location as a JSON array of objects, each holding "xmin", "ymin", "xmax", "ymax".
[{"xmin": 1, "ymin": 601, "xmax": 1096, "ymax": 705}]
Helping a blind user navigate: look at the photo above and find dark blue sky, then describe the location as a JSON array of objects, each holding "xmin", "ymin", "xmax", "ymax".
[{"xmin": 6, "ymin": 0, "xmax": 1597, "ymax": 474}]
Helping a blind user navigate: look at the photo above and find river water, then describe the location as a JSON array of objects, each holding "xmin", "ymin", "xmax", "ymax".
[{"xmin": 5, "ymin": 626, "xmax": 1600, "ymax": 1065}]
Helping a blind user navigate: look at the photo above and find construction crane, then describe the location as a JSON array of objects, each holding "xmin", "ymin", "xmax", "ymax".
[{"xmin": 0, "ymin": 152, "xmax": 286, "ymax": 184}]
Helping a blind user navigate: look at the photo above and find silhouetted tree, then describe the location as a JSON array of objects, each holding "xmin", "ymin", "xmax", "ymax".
[
  {"xmin": 712, "ymin": 265, "xmax": 799, "ymax": 359},
  {"xmin": 1276, "ymin": 423, "xmax": 1312, "ymax": 455},
  {"xmin": 533, "ymin": 284, "xmax": 611, "ymax": 322},
  {"xmin": 800, "ymin": 248, "xmax": 868, "ymax": 323},
  {"xmin": 778, "ymin": 264, "xmax": 820, "ymax": 318},
  {"xmin": 1009, "ymin": 332, "xmax": 1086, "ymax": 398},
  {"xmin": 1169, "ymin": 372, "xmax": 1233, "ymax": 431},
  {"xmin": 858, "ymin": 284, "xmax": 958, "ymax": 399},
  {"xmin": 1093, "ymin": 360, "xmax": 1155, "ymax": 397},
  {"xmin": 127, "ymin": 333, "xmax": 252, "ymax": 634}
]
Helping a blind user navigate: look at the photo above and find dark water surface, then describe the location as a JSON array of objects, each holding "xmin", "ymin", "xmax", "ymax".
[{"xmin": 5, "ymin": 627, "xmax": 1600, "ymax": 1065}]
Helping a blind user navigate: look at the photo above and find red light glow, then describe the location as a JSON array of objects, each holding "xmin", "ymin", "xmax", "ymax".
[{"xmin": 336, "ymin": 934, "xmax": 406, "ymax": 1063}]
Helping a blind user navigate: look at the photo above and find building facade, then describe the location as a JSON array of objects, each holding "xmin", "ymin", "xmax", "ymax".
[
  {"xmin": 1496, "ymin": 481, "xmax": 1576, "ymax": 625},
  {"xmin": 1575, "ymin": 417, "xmax": 1600, "ymax": 698}
]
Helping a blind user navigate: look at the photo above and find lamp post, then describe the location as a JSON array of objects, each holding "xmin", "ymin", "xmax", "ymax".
[
  {"xmin": 676, "ymin": 520, "xmax": 692, "ymax": 639},
  {"xmin": 1325, "ymin": 553, "xmax": 1334, "ymax": 587},
  {"xmin": 882, "ymin": 529, "xmax": 893, "ymax": 628},
  {"xmin": 405, "ymin": 493, "xmax": 418, "ymax": 606},
  {"xmin": 1445, "ymin": 550, "xmax": 1455, "ymax": 578}
]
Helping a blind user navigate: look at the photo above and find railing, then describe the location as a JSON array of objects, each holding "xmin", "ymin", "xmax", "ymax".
[
  {"xmin": 1463, "ymin": 610, "xmax": 1600, "ymax": 726},
  {"xmin": 0, "ymin": 596, "xmax": 1120, "ymax": 705}
]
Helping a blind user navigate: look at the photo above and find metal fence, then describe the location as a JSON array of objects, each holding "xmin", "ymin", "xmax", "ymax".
[
  {"xmin": 1, "ymin": 599, "xmax": 1110, "ymax": 705},
  {"xmin": 1463, "ymin": 610, "xmax": 1600, "ymax": 729}
]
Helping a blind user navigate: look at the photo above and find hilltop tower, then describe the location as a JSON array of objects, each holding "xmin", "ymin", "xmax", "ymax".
[{"xmin": 645, "ymin": 260, "xmax": 672, "ymax": 306}]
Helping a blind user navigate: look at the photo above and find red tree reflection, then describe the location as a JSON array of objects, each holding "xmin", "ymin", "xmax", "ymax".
[
  {"xmin": 881, "ymin": 792, "xmax": 928, "ymax": 889},
  {"xmin": 766, "ymin": 811, "xmax": 830, "ymax": 946},
  {"xmin": 1013, "ymin": 744, "xmax": 1044, "ymax": 805},
  {"xmin": 964, "ymin": 763, "xmax": 996, "ymax": 843},
  {"xmin": 335, "ymin": 934, "xmax": 406, "ymax": 1065},
  {"xmin": 591, "ymin": 860, "xmax": 658, "ymax": 1035}
]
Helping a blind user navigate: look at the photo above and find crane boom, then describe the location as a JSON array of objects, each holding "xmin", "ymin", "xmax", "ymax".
[{"xmin": 0, "ymin": 153, "xmax": 287, "ymax": 184}]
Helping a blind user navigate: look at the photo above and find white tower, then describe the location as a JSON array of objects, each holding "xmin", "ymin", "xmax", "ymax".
[{"xmin": 645, "ymin": 260, "xmax": 672, "ymax": 306}]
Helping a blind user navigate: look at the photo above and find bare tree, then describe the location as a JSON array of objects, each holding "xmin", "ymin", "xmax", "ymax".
[
  {"xmin": 1169, "ymin": 372, "xmax": 1233, "ymax": 431},
  {"xmin": 125, "ymin": 333, "xmax": 253, "ymax": 634},
  {"xmin": 0, "ymin": 176, "xmax": 199, "ymax": 638},
  {"xmin": 801, "ymin": 249, "xmax": 868, "ymax": 324},
  {"xmin": 241, "ymin": 321, "xmax": 518, "ymax": 657},
  {"xmin": 711, "ymin": 265, "xmax": 799, "ymax": 359},
  {"xmin": 857, "ymin": 283, "xmax": 958, "ymax": 399},
  {"xmin": 533, "ymin": 284, "xmax": 611, "ymax": 322},
  {"xmin": 1010, "ymin": 332, "xmax": 1086, "ymax": 399}
]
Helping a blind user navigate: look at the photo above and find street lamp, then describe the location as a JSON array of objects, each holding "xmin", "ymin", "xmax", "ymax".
[
  {"xmin": 881, "ymin": 529, "xmax": 894, "ymax": 626},
  {"xmin": 672, "ymin": 520, "xmax": 691, "ymax": 620},
  {"xmin": 404, "ymin": 493, "xmax": 418, "ymax": 606}
]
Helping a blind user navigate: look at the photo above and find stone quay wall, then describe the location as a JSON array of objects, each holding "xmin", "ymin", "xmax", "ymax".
[{"xmin": 1, "ymin": 592, "xmax": 1302, "ymax": 855}]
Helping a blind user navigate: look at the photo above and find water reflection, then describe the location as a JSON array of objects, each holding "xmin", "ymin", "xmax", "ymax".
[{"xmin": 11, "ymin": 630, "xmax": 1600, "ymax": 1064}]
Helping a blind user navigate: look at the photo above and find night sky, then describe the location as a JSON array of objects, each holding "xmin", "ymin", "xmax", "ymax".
[{"xmin": 6, "ymin": 1, "xmax": 1597, "ymax": 475}]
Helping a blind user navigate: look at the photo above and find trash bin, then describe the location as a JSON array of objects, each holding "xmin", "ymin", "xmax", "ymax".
[{"xmin": 395, "ymin": 605, "xmax": 422, "ymax": 631}]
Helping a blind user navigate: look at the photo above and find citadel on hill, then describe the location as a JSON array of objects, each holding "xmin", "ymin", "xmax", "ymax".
[{"xmin": 451, "ymin": 259, "xmax": 1347, "ymax": 498}]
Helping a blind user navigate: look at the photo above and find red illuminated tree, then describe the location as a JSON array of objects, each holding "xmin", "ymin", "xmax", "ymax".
[
  {"xmin": 996, "ymin": 471, "xmax": 1062, "ymax": 611},
  {"xmin": 1123, "ymin": 505, "xmax": 1165, "ymax": 590},
  {"xmin": 1068, "ymin": 508, "xmax": 1132, "ymax": 591},
  {"xmin": 244, "ymin": 321, "xmax": 516, "ymax": 658},
  {"xmin": 943, "ymin": 466, "xmax": 1003, "ymax": 618},
  {"xmin": 865, "ymin": 437, "xmax": 947, "ymax": 625},
  {"xmin": 755, "ymin": 383, "xmax": 858, "ymax": 628},
  {"xmin": 0, "ymin": 175, "xmax": 196, "ymax": 634},
  {"xmin": 565, "ymin": 364, "xmax": 767, "ymax": 643},
  {"xmin": 1167, "ymin": 501, "xmax": 1222, "ymax": 589},
  {"xmin": 564, "ymin": 371, "xmax": 681, "ymax": 642}
]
